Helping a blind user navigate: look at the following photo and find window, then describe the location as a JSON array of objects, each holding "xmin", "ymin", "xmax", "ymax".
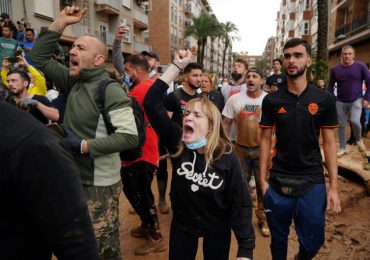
[
  {"xmin": 34, "ymin": 0, "xmax": 55, "ymax": 19},
  {"xmin": 304, "ymin": 22, "xmax": 309, "ymax": 35}
]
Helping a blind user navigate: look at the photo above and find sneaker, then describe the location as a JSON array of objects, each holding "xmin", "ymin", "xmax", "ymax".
[
  {"xmin": 134, "ymin": 237, "xmax": 167, "ymax": 255},
  {"xmin": 258, "ymin": 221, "xmax": 271, "ymax": 237},
  {"xmin": 131, "ymin": 225, "xmax": 150, "ymax": 239},
  {"xmin": 158, "ymin": 201, "xmax": 170, "ymax": 214},
  {"xmin": 337, "ymin": 149, "xmax": 347, "ymax": 158},
  {"xmin": 356, "ymin": 140, "xmax": 367, "ymax": 153}
]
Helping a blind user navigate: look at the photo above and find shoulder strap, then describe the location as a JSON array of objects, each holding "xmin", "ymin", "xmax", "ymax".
[{"xmin": 97, "ymin": 78, "xmax": 119, "ymax": 135}]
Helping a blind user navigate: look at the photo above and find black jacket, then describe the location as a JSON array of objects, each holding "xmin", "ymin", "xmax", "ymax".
[{"xmin": 0, "ymin": 102, "xmax": 99, "ymax": 260}]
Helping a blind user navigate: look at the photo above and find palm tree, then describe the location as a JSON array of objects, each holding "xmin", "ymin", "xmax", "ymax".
[
  {"xmin": 220, "ymin": 21, "xmax": 239, "ymax": 77},
  {"xmin": 184, "ymin": 13, "xmax": 221, "ymax": 65},
  {"xmin": 316, "ymin": 0, "xmax": 329, "ymax": 80}
]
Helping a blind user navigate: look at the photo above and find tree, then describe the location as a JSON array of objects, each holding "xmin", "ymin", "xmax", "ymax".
[
  {"xmin": 316, "ymin": 0, "xmax": 329, "ymax": 81},
  {"xmin": 184, "ymin": 13, "xmax": 222, "ymax": 65},
  {"xmin": 220, "ymin": 21, "xmax": 239, "ymax": 77}
]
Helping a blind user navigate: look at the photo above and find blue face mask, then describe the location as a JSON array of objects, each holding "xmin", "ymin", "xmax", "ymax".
[
  {"xmin": 125, "ymin": 73, "xmax": 137, "ymax": 88},
  {"xmin": 185, "ymin": 137, "xmax": 207, "ymax": 150}
]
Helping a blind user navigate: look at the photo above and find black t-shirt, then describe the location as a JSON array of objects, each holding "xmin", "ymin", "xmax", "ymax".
[
  {"xmin": 164, "ymin": 87, "xmax": 199, "ymax": 126},
  {"xmin": 266, "ymin": 73, "xmax": 287, "ymax": 89},
  {"xmin": 208, "ymin": 90, "xmax": 225, "ymax": 112},
  {"xmin": 260, "ymin": 85, "xmax": 338, "ymax": 183},
  {"xmin": 30, "ymin": 95, "xmax": 54, "ymax": 124}
]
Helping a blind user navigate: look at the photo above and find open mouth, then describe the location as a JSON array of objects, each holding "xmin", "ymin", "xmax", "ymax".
[
  {"xmin": 70, "ymin": 60, "xmax": 79, "ymax": 68},
  {"xmin": 183, "ymin": 124, "xmax": 195, "ymax": 139}
]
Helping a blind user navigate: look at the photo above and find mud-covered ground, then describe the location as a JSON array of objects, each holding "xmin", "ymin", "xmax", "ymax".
[{"xmin": 118, "ymin": 169, "xmax": 370, "ymax": 260}]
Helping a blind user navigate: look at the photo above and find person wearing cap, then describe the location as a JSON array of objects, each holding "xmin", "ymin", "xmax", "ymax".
[
  {"xmin": 222, "ymin": 67, "xmax": 270, "ymax": 238},
  {"xmin": 0, "ymin": 13, "xmax": 18, "ymax": 40},
  {"xmin": 141, "ymin": 50, "xmax": 160, "ymax": 79}
]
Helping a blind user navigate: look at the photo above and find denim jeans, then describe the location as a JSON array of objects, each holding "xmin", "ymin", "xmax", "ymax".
[{"xmin": 336, "ymin": 98, "xmax": 363, "ymax": 150}]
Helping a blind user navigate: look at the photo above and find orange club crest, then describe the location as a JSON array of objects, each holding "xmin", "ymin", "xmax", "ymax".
[{"xmin": 308, "ymin": 103, "xmax": 318, "ymax": 115}]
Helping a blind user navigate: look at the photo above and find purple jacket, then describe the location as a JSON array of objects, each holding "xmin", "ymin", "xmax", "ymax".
[{"xmin": 328, "ymin": 60, "xmax": 370, "ymax": 102}]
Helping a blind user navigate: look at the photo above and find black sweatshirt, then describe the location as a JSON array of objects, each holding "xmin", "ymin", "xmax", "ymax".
[
  {"xmin": 0, "ymin": 102, "xmax": 99, "ymax": 260},
  {"xmin": 143, "ymin": 79, "xmax": 255, "ymax": 258}
]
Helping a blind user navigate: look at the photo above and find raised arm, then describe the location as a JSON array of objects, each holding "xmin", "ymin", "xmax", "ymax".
[
  {"xmin": 29, "ymin": 6, "xmax": 88, "ymax": 92},
  {"xmin": 143, "ymin": 50, "xmax": 192, "ymax": 154},
  {"xmin": 112, "ymin": 26, "xmax": 126, "ymax": 75}
]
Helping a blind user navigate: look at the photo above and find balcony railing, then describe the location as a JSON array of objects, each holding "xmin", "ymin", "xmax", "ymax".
[
  {"xmin": 133, "ymin": 41, "xmax": 149, "ymax": 53},
  {"xmin": 335, "ymin": 13, "xmax": 369, "ymax": 40},
  {"xmin": 95, "ymin": 0, "xmax": 120, "ymax": 15}
]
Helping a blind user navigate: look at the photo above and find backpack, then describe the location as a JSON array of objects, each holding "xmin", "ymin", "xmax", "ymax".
[{"xmin": 96, "ymin": 78, "xmax": 146, "ymax": 162}]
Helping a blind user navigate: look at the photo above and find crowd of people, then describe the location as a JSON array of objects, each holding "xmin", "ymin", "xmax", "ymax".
[{"xmin": 2, "ymin": 5, "xmax": 370, "ymax": 260}]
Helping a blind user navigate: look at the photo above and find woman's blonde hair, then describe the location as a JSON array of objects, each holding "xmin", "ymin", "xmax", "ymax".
[
  {"xmin": 172, "ymin": 98, "xmax": 233, "ymax": 166},
  {"xmin": 202, "ymin": 73, "xmax": 215, "ymax": 91}
]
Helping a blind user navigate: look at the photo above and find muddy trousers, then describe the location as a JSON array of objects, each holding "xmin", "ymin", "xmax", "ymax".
[
  {"xmin": 121, "ymin": 161, "xmax": 160, "ymax": 231},
  {"xmin": 169, "ymin": 220, "xmax": 231, "ymax": 260},
  {"xmin": 84, "ymin": 182, "xmax": 122, "ymax": 260},
  {"xmin": 264, "ymin": 184, "xmax": 326, "ymax": 260}
]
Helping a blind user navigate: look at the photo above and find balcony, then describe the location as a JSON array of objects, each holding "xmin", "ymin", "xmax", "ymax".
[
  {"xmin": 133, "ymin": 7, "xmax": 149, "ymax": 29},
  {"xmin": 301, "ymin": 35, "xmax": 312, "ymax": 43},
  {"xmin": 95, "ymin": 31, "xmax": 114, "ymax": 46},
  {"xmin": 133, "ymin": 41, "xmax": 149, "ymax": 53},
  {"xmin": 303, "ymin": 10, "xmax": 313, "ymax": 20},
  {"xmin": 95, "ymin": 0, "xmax": 120, "ymax": 16},
  {"xmin": 335, "ymin": 13, "xmax": 370, "ymax": 41}
]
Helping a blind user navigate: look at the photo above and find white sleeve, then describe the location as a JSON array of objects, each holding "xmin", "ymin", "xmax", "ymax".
[{"xmin": 222, "ymin": 97, "xmax": 235, "ymax": 119}]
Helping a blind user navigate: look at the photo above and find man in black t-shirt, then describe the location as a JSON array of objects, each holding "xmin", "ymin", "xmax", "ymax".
[
  {"xmin": 6, "ymin": 69, "xmax": 59, "ymax": 124},
  {"xmin": 265, "ymin": 58, "xmax": 287, "ymax": 93},
  {"xmin": 164, "ymin": 62, "xmax": 202, "ymax": 126},
  {"xmin": 259, "ymin": 38, "xmax": 341, "ymax": 260}
]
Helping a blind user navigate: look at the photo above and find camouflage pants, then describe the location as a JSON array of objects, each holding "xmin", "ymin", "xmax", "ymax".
[
  {"xmin": 84, "ymin": 182, "xmax": 122, "ymax": 260},
  {"xmin": 235, "ymin": 144, "xmax": 266, "ymax": 223}
]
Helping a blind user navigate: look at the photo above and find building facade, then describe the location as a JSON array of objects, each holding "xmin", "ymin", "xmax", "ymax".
[
  {"xmin": 328, "ymin": 0, "xmax": 370, "ymax": 67},
  {"xmin": 3, "ymin": 0, "xmax": 151, "ymax": 69},
  {"xmin": 148, "ymin": 0, "xmax": 232, "ymax": 75},
  {"xmin": 262, "ymin": 36, "xmax": 276, "ymax": 75}
]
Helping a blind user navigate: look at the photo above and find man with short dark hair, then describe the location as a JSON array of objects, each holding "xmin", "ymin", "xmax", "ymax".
[
  {"xmin": 121, "ymin": 54, "xmax": 166, "ymax": 255},
  {"xmin": 265, "ymin": 58, "xmax": 287, "ymax": 93},
  {"xmin": 0, "ymin": 25, "xmax": 18, "ymax": 67},
  {"xmin": 22, "ymin": 28, "xmax": 36, "ymax": 64},
  {"xmin": 259, "ymin": 38, "xmax": 341, "ymax": 260},
  {"xmin": 164, "ymin": 62, "xmax": 203, "ymax": 126},
  {"xmin": 7, "ymin": 69, "xmax": 59, "ymax": 124}
]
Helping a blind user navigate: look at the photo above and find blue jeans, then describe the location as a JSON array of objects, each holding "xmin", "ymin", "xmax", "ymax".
[
  {"xmin": 263, "ymin": 184, "xmax": 326, "ymax": 260},
  {"xmin": 336, "ymin": 98, "xmax": 363, "ymax": 150}
]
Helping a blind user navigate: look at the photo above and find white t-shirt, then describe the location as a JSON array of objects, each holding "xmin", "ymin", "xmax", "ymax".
[
  {"xmin": 222, "ymin": 90, "xmax": 268, "ymax": 146},
  {"xmin": 221, "ymin": 83, "xmax": 247, "ymax": 141}
]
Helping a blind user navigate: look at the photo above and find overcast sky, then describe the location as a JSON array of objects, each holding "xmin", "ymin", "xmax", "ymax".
[{"xmin": 208, "ymin": 0, "xmax": 281, "ymax": 55}]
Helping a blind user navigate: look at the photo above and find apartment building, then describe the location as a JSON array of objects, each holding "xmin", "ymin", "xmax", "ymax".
[
  {"xmin": 2, "ymin": 0, "xmax": 151, "ymax": 69},
  {"xmin": 274, "ymin": 0, "xmax": 315, "ymax": 58},
  {"xmin": 328, "ymin": 0, "xmax": 370, "ymax": 67},
  {"xmin": 149, "ymin": 0, "xmax": 232, "ymax": 74},
  {"xmin": 262, "ymin": 36, "xmax": 277, "ymax": 75}
]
